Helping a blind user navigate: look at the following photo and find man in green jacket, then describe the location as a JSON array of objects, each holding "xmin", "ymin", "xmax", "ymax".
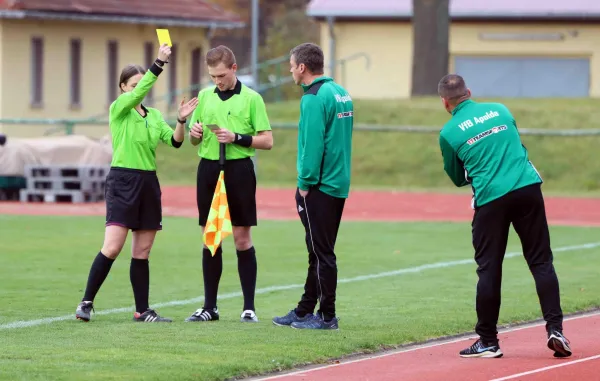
[
  {"xmin": 272, "ymin": 43, "xmax": 353, "ymax": 330},
  {"xmin": 438, "ymin": 74, "xmax": 571, "ymax": 359}
]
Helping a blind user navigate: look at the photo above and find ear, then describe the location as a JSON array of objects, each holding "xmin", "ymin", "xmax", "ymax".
[
  {"xmin": 120, "ymin": 83, "xmax": 126, "ymax": 92},
  {"xmin": 299, "ymin": 63, "xmax": 306, "ymax": 74},
  {"xmin": 466, "ymin": 88, "xmax": 472, "ymax": 97},
  {"xmin": 231, "ymin": 63, "xmax": 238, "ymax": 71},
  {"xmin": 441, "ymin": 97, "xmax": 449, "ymax": 109}
]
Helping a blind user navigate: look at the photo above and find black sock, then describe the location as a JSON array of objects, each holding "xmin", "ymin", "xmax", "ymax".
[
  {"xmin": 202, "ymin": 246, "xmax": 223, "ymax": 310},
  {"xmin": 82, "ymin": 252, "xmax": 115, "ymax": 302},
  {"xmin": 237, "ymin": 247, "xmax": 257, "ymax": 311},
  {"xmin": 130, "ymin": 258, "xmax": 150, "ymax": 313}
]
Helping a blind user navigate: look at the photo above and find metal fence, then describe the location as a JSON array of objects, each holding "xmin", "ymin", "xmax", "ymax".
[{"xmin": 0, "ymin": 118, "xmax": 594, "ymax": 137}]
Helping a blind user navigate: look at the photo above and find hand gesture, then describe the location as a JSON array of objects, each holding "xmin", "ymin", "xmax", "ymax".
[
  {"xmin": 190, "ymin": 122, "xmax": 203, "ymax": 140},
  {"xmin": 214, "ymin": 128, "xmax": 235, "ymax": 144},
  {"xmin": 178, "ymin": 97, "xmax": 198, "ymax": 120},
  {"xmin": 157, "ymin": 43, "xmax": 171, "ymax": 63}
]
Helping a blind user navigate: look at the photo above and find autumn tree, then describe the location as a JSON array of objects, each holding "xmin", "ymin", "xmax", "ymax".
[
  {"xmin": 258, "ymin": 0, "xmax": 319, "ymax": 101},
  {"xmin": 205, "ymin": 0, "xmax": 317, "ymax": 100}
]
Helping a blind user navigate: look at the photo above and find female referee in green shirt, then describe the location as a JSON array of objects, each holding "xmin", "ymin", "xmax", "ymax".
[{"xmin": 75, "ymin": 43, "xmax": 198, "ymax": 323}]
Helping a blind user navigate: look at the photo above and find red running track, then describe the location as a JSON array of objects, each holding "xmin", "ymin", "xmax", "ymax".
[
  {"xmin": 254, "ymin": 312, "xmax": 600, "ymax": 381},
  {"xmin": 3, "ymin": 186, "xmax": 600, "ymax": 227}
]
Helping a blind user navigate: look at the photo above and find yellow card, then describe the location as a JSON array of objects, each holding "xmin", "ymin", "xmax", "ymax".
[{"xmin": 156, "ymin": 29, "xmax": 172, "ymax": 47}]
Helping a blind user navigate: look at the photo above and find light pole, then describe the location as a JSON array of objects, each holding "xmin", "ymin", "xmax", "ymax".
[{"xmin": 250, "ymin": 0, "xmax": 259, "ymax": 174}]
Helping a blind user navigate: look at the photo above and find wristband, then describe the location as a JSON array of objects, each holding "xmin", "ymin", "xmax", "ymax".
[
  {"xmin": 177, "ymin": 117, "xmax": 186, "ymax": 124},
  {"xmin": 233, "ymin": 133, "xmax": 252, "ymax": 147}
]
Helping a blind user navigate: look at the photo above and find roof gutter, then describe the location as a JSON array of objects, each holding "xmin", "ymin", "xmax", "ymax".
[
  {"xmin": 307, "ymin": 9, "xmax": 409, "ymax": 18},
  {"xmin": 306, "ymin": 9, "xmax": 600, "ymax": 20},
  {"xmin": 0, "ymin": 10, "xmax": 245, "ymax": 28}
]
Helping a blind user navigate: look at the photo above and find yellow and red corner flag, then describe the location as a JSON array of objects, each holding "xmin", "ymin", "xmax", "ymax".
[{"xmin": 203, "ymin": 170, "xmax": 232, "ymax": 256}]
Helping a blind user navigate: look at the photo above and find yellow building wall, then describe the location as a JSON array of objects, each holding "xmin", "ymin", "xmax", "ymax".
[
  {"xmin": 0, "ymin": 19, "xmax": 210, "ymax": 137},
  {"xmin": 321, "ymin": 21, "xmax": 413, "ymax": 99},
  {"xmin": 321, "ymin": 20, "xmax": 600, "ymax": 100},
  {"xmin": 449, "ymin": 22, "xmax": 600, "ymax": 97}
]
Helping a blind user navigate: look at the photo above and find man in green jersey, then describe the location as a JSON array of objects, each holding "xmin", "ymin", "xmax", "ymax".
[
  {"xmin": 185, "ymin": 45, "xmax": 273, "ymax": 324},
  {"xmin": 272, "ymin": 43, "xmax": 353, "ymax": 330},
  {"xmin": 438, "ymin": 74, "xmax": 571, "ymax": 359}
]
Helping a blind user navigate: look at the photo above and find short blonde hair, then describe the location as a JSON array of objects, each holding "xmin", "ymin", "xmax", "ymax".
[{"xmin": 206, "ymin": 45, "xmax": 236, "ymax": 68}]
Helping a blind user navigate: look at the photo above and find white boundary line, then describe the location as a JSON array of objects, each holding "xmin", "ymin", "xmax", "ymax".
[
  {"xmin": 489, "ymin": 354, "xmax": 600, "ymax": 381},
  {"xmin": 252, "ymin": 311, "xmax": 600, "ymax": 380},
  {"xmin": 1, "ymin": 242, "xmax": 599, "ymax": 330}
]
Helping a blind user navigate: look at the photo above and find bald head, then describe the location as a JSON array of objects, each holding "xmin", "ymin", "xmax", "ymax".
[{"xmin": 438, "ymin": 74, "xmax": 470, "ymax": 104}]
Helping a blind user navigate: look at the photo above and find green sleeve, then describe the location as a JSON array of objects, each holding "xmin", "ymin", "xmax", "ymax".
[
  {"xmin": 250, "ymin": 94, "xmax": 272, "ymax": 133},
  {"xmin": 439, "ymin": 134, "xmax": 468, "ymax": 187},
  {"xmin": 159, "ymin": 119, "xmax": 175, "ymax": 147},
  {"xmin": 188, "ymin": 91, "xmax": 203, "ymax": 129},
  {"xmin": 297, "ymin": 95, "xmax": 326, "ymax": 191},
  {"xmin": 109, "ymin": 69, "xmax": 159, "ymax": 121}
]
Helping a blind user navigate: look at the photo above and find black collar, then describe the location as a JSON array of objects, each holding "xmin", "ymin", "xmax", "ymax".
[
  {"xmin": 215, "ymin": 78, "xmax": 242, "ymax": 101},
  {"xmin": 138, "ymin": 104, "xmax": 149, "ymax": 118}
]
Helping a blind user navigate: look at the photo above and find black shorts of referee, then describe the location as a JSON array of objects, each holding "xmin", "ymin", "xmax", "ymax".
[
  {"xmin": 196, "ymin": 157, "xmax": 256, "ymax": 227},
  {"xmin": 105, "ymin": 167, "xmax": 163, "ymax": 231}
]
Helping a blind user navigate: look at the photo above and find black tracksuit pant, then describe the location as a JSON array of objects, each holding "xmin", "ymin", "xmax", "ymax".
[
  {"xmin": 472, "ymin": 183, "xmax": 564, "ymax": 345},
  {"xmin": 295, "ymin": 187, "xmax": 346, "ymax": 321}
]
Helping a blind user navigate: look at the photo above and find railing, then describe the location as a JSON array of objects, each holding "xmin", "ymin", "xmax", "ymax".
[
  {"xmin": 337, "ymin": 52, "xmax": 371, "ymax": 88},
  {"xmin": 0, "ymin": 118, "xmax": 597, "ymax": 137}
]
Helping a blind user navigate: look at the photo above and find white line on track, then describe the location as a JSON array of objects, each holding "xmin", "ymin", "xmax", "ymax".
[
  {"xmin": 252, "ymin": 311, "xmax": 600, "ymax": 380},
  {"xmin": 489, "ymin": 354, "xmax": 600, "ymax": 381},
  {"xmin": 1, "ymin": 242, "xmax": 598, "ymax": 330}
]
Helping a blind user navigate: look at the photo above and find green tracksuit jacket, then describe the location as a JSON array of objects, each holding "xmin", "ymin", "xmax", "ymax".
[
  {"xmin": 439, "ymin": 99, "xmax": 542, "ymax": 208},
  {"xmin": 297, "ymin": 76, "xmax": 354, "ymax": 199}
]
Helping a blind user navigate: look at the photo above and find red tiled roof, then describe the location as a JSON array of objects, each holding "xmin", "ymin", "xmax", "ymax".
[{"xmin": 0, "ymin": 0, "xmax": 241, "ymax": 24}]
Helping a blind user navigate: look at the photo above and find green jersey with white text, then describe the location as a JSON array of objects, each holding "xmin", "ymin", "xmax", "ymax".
[
  {"xmin": 297, "ymin": 76, "xmax": 353, "ymax": 198},
  {"xmin": 438, "ymin": 99, "xmax": 542, "ymax": 208}
]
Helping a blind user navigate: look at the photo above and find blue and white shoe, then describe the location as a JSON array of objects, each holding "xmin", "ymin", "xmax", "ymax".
[
  {"xmin": 272, "ymin": 309, "xmax": 313, "ymax": 326},
  {"xmin": 459, "ymin": 339, "xmax": 503, "ymax": 358},
  {"xmin": 547, "ymin": 330, "xmax": 572, "ymax": 358},
  {"xmin": 290, "ymin": 313, "xmax": 339, "ymax": 330}
]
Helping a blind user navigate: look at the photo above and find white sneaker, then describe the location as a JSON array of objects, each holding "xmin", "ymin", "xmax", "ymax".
[{"xmin": 240, "ymin": 309, "xmax": 259, "ymax": 323}]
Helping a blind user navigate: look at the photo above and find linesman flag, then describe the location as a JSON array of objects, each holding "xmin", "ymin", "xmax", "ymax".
[{"xmin": 203, "ymin": 143, "xmax": 232, "ymax": 256}]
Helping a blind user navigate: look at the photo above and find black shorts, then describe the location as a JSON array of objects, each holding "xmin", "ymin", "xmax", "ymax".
[
  {"xmin": 105, "ymin": 167, "xmax": 162, "ymax": 231},
  {"xmin": 197, "ymin": 157, "xmax": 257, "ymax": 227}
]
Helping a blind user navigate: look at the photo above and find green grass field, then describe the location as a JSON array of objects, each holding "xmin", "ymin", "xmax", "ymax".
[
  {"xmin": 153, "ymin": 97, "xmax": 600, "ymax": 195},
  {"xmin": 2, "ymin": 214, "xmax": 600, "ymax": 380}
]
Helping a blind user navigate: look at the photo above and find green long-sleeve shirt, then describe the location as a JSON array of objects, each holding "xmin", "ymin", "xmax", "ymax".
[
  {"xmin": 439, "ymin": 99, "xmax": 542, "ymax": 208},
  {"xmin": 297, "ymin": 76, "xmax": 353, "ymax": 199},
  {"xmin": 109, "ymin": 63, "xmax": 180, "ymax": 171}
]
